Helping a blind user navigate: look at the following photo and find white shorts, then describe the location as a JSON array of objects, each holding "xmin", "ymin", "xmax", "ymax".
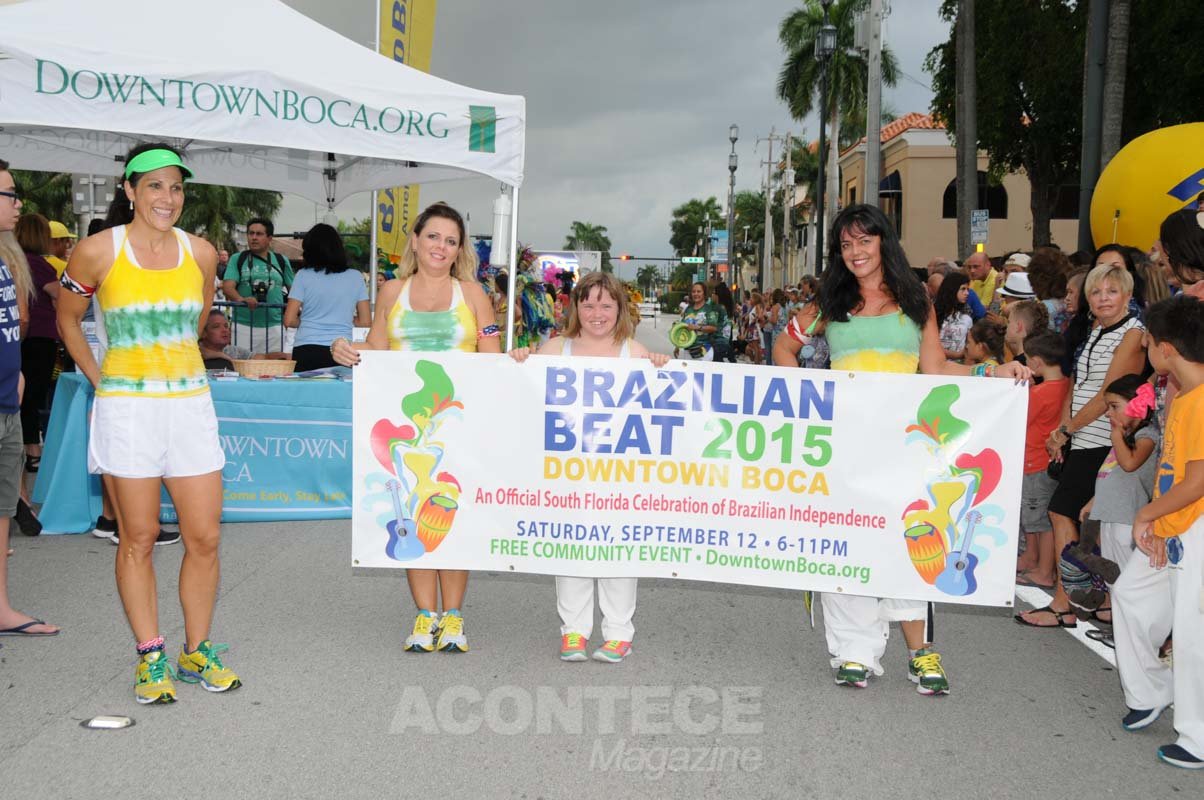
[{"xmin": 89, "ymin": 392, "xmax": 225, "ymax": 479}]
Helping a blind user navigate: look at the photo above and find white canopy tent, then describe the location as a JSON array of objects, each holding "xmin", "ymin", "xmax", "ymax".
[{"xmin": 0, "ymin": 0, "xmax": 526, "ymax": 339}]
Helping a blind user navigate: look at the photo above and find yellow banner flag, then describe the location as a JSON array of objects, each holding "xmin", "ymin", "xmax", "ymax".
[{"xmin": 377, "ymin": 1, "xmax": 438, "ymax": 262}]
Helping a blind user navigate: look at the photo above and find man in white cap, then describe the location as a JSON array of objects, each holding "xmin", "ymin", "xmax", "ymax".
[
  {"xmin": 1003, "ymin": 251, "xmax": 1031, "ymax": 276},
  {"xmin": 45, "ymin": 220, "xmax": 76, "ymax": 277}
]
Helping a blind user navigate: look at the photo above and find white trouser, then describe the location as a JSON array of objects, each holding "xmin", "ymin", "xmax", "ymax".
[
  {"xmin": 1100, "ymin": 521, "xmax": 1135, "ymax": 581},
  {"xmin": 1112, "ymin": 519, "xmax": 1204, "ymax": 758},
  {"xmin": 232, "ymin": 321, "xmax": 295, "ymax": 355},
  {"xmin": 556, "ymin": 577, "xmax": 637, "ymax": 642},
  {"xmin": 821, "ymin": 593, "xmax": 929, "ymax": 675}
]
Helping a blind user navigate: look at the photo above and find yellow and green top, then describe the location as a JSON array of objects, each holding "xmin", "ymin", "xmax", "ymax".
[
  {"xmin": 386, "ymin": 278, "xmax": 478, "ymax": 353},
  {"xmin": 96, "ymin": 226, "xmax": 208, "ymax": 398},
  {"xmin": 825, "ymin": 310, "xmax": 922, "ymax": 374}
]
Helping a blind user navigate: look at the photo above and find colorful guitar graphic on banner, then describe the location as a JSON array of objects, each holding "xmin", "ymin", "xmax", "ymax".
[
  {"xmin": 369, "ymin": 360, "xmax": 464, "ymax": 560},
  {"xmin": 384, "ymin": 479, "xmax": 424, "ymax": 561},
  {"xmin": 934, "ymin": 510, "xmax": 983, "ymax": 597}
]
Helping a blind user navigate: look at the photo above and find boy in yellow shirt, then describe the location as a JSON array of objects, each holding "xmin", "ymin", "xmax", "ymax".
[{"xmin": 1113, "ymin": 295, "xmax": 1204, "ymax": 769}]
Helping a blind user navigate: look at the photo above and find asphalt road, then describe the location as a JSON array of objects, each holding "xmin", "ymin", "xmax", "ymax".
[{"xmin": 1, "ymin": 317, "xmax": 1196, "ymax": 798}]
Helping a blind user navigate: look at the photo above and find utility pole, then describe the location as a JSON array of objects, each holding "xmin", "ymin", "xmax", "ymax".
[
  {"xmin": 756, "ymin": 127, "xmax": 783, "ymax": 291},
  {"xmin": 1077, "ymin": 0, "xmax": 1110, "ymax": 251},
  {"xmin": 954, "ymin": 0, "xmax": 977, "ymax": 261},
  {"xmin": 782, "ymin": 134, "xmax": 794, "ymax": 284},
  {"xmin": 864, "ymin": 0, "xmax": 884, "ymax": 209}
]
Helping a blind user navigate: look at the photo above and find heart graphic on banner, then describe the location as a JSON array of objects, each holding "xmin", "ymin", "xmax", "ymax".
[
  {"xmin": 953, "ymin": 449, "xmax": 1002, "ymax": 505},
  {"xmin": 370, "ymin": 419, "xmax": 417, "ymax": 474}
]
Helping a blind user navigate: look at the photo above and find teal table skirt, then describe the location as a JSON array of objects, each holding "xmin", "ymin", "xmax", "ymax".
[{"xmin": 32, "ymin": 373, "xmax": 352, "ymax": 533}]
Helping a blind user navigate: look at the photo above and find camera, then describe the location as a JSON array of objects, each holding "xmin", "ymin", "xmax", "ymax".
[{"xmin": 252, "ymin": 281, "xmax": 269, "ymax": 302}]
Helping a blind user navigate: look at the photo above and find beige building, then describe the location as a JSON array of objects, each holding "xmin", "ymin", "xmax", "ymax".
[{"xmin": 833, "ymin": 112, "xmax": 1079, "ymax": 268}]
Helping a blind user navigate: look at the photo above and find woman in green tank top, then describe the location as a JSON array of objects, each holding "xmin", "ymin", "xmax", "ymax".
[{"xmin": 774, "ymin": 204, "xmax": 1029, "ymax": 695}]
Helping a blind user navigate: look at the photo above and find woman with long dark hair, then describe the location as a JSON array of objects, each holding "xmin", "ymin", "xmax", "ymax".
[
  {"xmin": 58, "ymin": 143, "xmax": 233, "ymax": 703},
  {"xmin": 283, "ymin": 223, "xmax": 370, "ymax": 372},
  {"xmin": 774, "ymin": 204, "xmax": 1028, "ymax": 695},
  {"xmin": 933, "ymin": 272, "xmax": 972, "ymax": 361}
]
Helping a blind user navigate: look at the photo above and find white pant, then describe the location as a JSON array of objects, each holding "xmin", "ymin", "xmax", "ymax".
[
  {"xmin": 1101, "ymin": 521, "xmax": 1135, "ymax": 581},
  {"xmin": 232, "ymin": 321, "xmax": 294, "ymax": 355},
  {"xmin": 1112, "ymin": 519, "xmax": 1204, "ymax": 758},
  {"xmin": 821, "ymin": 593, "xmax": 930, "ymax": 675},
  {"xmin": 556, "ymin": 577, "xmax": 637, "ymax": 642}
]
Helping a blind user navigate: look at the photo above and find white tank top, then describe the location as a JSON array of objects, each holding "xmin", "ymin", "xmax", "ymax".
[{"xmin": 560, "ymin": 338, "xmax": 632, "ymax": 358}]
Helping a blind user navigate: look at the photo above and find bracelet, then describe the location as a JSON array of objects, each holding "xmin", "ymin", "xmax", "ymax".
[{"xmin": 972, "ymin": 364, "xmax": 986, "ymax": 377}]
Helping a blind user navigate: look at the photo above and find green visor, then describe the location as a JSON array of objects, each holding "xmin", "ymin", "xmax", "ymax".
[{"xmin": 124, "ymin": 149, "xmax": 193, "ymax": 180}]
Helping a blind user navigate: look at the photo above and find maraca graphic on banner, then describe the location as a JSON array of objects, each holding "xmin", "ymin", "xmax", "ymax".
[{"xmin": 368, "ymin": 360, "xmax": 465, "ymax": 557}]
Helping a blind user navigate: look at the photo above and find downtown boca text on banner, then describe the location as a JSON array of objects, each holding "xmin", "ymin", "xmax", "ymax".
[{"xmin": 352, "ymin": 352, "xmax": 1027, "ymax": 607}]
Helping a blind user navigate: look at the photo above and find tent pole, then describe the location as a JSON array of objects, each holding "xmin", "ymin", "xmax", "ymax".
[
  {"xmin": 505, "ymin": 185, "xmax": 520, "ymax": 349},
  {"xmin": 369, "ymin": 190, "xmax": 379, "ymax": 307}
]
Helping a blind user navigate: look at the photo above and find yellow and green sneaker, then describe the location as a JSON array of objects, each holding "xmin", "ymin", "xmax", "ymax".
[
  {"xmin": 135, "ymin": 650, "xmax": 177, "ymax": 705},
  {"xmin": 908, "ymin": 649, "xmax": 949, "ymax": 696},
  {"xmin": 436, "ymin": 611, "xmax": 468, "ymax": 653},
  {"xmin": 177, "ymin": 640, "xmax": 242, "ymax": 693}
]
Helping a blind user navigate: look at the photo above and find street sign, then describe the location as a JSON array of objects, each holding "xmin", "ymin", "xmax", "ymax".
[
  {"xmin": 970, "ymin": 209, "xmax": 989, "ymax": 245},
  {"xmin": 682, "ymin": 256, "xmax": 705, "ymax": 264}
]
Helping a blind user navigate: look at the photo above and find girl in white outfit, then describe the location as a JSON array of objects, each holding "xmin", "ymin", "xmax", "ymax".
[{"xmin": 509, "ymin": 271, "xmax": 669, "ymax": 662}]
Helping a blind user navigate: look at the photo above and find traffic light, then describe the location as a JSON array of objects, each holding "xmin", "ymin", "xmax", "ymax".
[{"xmin": 619, "ymin": 254, "xmax": 630, "ymax": 260}]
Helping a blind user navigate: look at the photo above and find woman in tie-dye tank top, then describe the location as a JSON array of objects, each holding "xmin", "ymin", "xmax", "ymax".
[
  {"xmin": 332, "ymin": 202, "xmax": 500, "ymax": 655},
  {"xmin": 58, "ymin": 143, "xmax": 239, "ymax": 705},
  {"xmin": 773, "ymin": 204, "xmax": 1030, "ymax": 697}
]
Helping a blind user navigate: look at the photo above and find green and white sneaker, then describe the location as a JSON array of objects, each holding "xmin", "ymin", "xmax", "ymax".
[
  {"xmin": 835, "ymin": 661, "xmax": 869, "ymax": 688},
  {"xmin": 908, "ymin": 649, "xmax": 949, "ymax": 696}
]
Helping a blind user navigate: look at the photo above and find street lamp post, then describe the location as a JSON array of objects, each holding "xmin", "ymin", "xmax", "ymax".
[
  {"xmin": 814, "ymin": 0, "xmax": 837, "ymax": 275},
  {"xmin": 726, "ymin": 124, "xmax": 739, "ymax": 286}
]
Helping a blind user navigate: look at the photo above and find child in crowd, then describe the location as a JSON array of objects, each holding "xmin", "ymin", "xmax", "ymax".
[
  {"xmin": 1004, "ymin": 300, "xmax": 1051, "ymax": 364},
  {"xmin": 509, "ymin": 271, "xmax": 670, "ymax": 663},
  {"xmin": 965, "ymin": 319, "xmax": 1006, "ymax": 369},
  {"xmin": 934, "ymin": 273, "xmax": 973, "ymax": 361},
  {"xmin": 1073, "ymin": 374, "xmax": 1159, "ymax": 620},
  {"xmin": 1015, "ymin": 333, "xmax": 1070, "ymax": 588},
  {"xmin": 1112, "ymin": 295, "xmax": 1204, "ymax": 769}
]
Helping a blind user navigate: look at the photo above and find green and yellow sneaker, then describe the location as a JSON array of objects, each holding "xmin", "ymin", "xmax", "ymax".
[
  {"xmin": 135, "ymin": 650, "xmax": 177, "ymax": 705},
  {"xmin": 437, "ymin": 611, "xmax": 468, "ymax": 653},
  {"xmin": 908, "ymin": 649, "xmax": 949, "ymax": 696},
  {"xmin": 177, "ymin": 640, "xmax": 241, "ymax": 693},
  {"xmin": 835, "ymin": 661, "xmax": 869, "ymax": 688}
]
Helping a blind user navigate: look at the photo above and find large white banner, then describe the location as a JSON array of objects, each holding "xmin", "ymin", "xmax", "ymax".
[{"xmin": 352, "ymin": 352, "xmax": 1028, "ymax": 607}]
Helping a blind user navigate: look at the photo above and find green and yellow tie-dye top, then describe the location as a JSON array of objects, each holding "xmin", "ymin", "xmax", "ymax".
[
  {"xmin": 825, "ymin": 310, "xmax": 921, "ymax": 374},
  {"xmin": 96, "ymin": 226, "xmax": 208, "ymax": 398},
  {"xmin": 386, "ymin": 278, "xmax": 478, "ymax": 353}
]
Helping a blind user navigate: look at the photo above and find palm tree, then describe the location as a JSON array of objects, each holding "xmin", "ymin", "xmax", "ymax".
[
  {"xmin": 669, "ymin": 197, "xmax": 724, "ymax": 257},
  {"xmin": 777, "ymin": 0, "xmax": 899, "ymax": 233},
  {"xmin": 1100, "ymin": 0, "xmax": 1130, "ymax": 167},
  {"xmin": 564, "ymin": 220, "xmax": 613, "ymax": 273},
  {"xmin": 178, "ymin": 185, "xmax": 283, "ymax": 251},
  {"xmin": 636, "ymin": 264, "xmax": 660, "ymax": 294}
]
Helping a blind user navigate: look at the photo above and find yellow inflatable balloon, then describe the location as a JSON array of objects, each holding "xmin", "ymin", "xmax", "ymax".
[{"xmin": 1090, "ymin": 123, "xmax": 1204, "ymax": 251}]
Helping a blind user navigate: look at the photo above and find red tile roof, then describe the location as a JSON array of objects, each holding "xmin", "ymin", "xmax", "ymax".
[{"xmin": 841, "ymin": 112, "xmax": 946, "ymax": 156}]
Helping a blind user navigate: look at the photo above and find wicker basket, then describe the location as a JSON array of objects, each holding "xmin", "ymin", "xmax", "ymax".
[{"xmin": 230, "ymin": 359, "xmax": 295, "ymax": 378}]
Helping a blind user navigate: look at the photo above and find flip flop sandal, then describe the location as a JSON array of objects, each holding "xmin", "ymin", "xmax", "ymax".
[
  {"xmin": 1013, "ymin": 605, "xmax": 1077, "ymax": 629},
  {"xmin": 1090, "ymin": 609, "xmax": 1113, "ymax": 625},
  {"xmin": 0, "ymin": 619, "xmax": 59, "ymax": 636},
  {"xmin": 1085, "ymin": 629, "xmax": 1115, "ymax": 648},
  {"xmin": 1016, "ymin": 571, "xmax": 1055, "ymax": 589}
]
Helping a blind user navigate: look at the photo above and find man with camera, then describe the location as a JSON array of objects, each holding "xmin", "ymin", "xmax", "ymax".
[{"xmin": 221, "ymin": 217, "xmax": 295, "ymax": 354}]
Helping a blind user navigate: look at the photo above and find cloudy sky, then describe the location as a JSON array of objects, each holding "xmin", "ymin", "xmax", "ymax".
[{"xmin": 282, "ymin": 0, "xmax": 951, "ymax": 279}]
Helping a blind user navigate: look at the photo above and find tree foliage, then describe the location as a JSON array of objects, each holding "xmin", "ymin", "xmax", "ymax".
[
  {"xmin": 636, "ymin": 264, "xmax": 660, "ymax": 292},
  {"xmin": 669, "ymin": 197, "xmax": 725, "ymax": 257},
  {"xmin": 926, "ymin": 0, "xmax": 1085, "ymax": 246},
  {"xmin": 179, "ymin": 185, "xmax": 283, "ymax": 250},
  {"xmin": 564, "ymin": 220, "xmax": 613, "ymax": 273},
  {"xmin": 1120, "ymin": 0, "xmax": 1204, "ymax": 141},
  {"xmin": 11, "ymin": 170, "xmax": 74, "ymax": 228}
]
